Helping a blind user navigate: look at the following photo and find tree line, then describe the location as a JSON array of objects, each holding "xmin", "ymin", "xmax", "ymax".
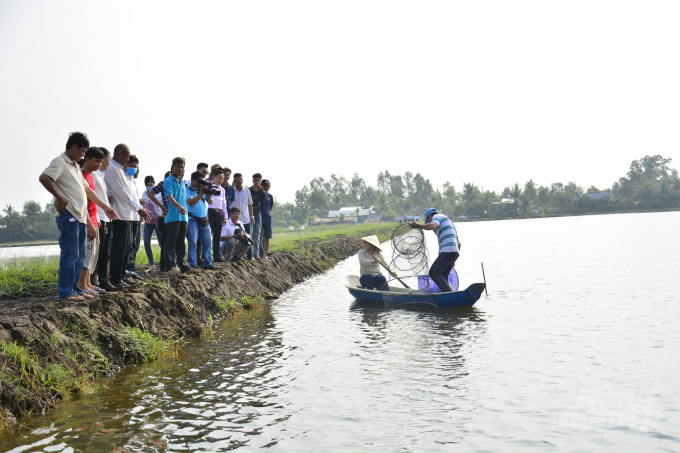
[
  {"xmin": 2, "ymin": 155, "xmax": 679, "ymax": 242},
  {"xmin": 278, "ymin": 154, "xmax": 680, "ymax": 225}
]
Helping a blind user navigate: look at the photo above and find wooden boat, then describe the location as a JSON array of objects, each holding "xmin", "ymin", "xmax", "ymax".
[{"xmin": 345, "ymin": 275, "xmax": 485, "ymax": 309}]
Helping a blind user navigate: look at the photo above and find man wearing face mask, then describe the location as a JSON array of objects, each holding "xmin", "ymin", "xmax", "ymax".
[{"xmin": 104, "ymin": 144, "xmax": 151, "ymax": 290}]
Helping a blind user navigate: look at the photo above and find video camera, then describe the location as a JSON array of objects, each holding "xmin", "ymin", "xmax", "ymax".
[
  {"xmin": 197, "ymin": 179, "xmax": 221, "ymax": 196},
  {"xmin": 233, "ymin": 227, "xmax": 254, "ymax": 247}
]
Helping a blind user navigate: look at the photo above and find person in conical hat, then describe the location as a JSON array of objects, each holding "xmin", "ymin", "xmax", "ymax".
[{"xmin": 358, "ymin": 235, "xmax": 396, "ymax": 291}]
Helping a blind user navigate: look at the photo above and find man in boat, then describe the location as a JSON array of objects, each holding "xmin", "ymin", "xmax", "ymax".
[{"xmin": 409, "ymin": 208, "xmax": 461, "ymax": 292}]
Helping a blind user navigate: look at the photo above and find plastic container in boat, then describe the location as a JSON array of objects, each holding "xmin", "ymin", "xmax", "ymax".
[{"xmin": 417, "ymin": 269, "xmax": 459, "ymax": 293}]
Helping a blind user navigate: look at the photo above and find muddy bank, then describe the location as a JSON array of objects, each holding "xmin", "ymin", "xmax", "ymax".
[{"xmin": 0, "ymin": 227, "xmax": 393, "ymax": 427}]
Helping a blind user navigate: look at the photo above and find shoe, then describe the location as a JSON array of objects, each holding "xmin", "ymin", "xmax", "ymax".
[
  {"xmin": 214, "ymin": 257, "xmax": 226, "ymax": 263},
  {"xmin": 128, "ymin": 272, "xmax": 142, "ymax": 280},
  {"xmin": 203, "ymin": 264, "xmax": 219, "ymax": 270},
  {"xmin": 166, "ymin": 268, "xmax": 180, "ymax": 274},
  {"xmin": 112, "ymin": 281, "xmax": 129, "ymax": 288},
  {"xmin": 122, "ymin": 277, "xmax": 136, "ymax": 285},
  {"xmin": 101, "ymin": 282, "xmax": 120, "ymax": 292},
  {"xmin": 147, "ymin": 264, "xmax": 156, "ymax": 272},
  {"xmin": 184, "ymin": 268, "xmax": 200, "ymax": 274},
  {"xmin": 198, "ymin": 258, "xmax": 204, "ymax": 266}
]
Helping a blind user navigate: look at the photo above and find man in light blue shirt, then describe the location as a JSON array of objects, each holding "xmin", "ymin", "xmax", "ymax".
[{"xmin": 186, "ymin": 171, "xmax": 217, "ymax": 270}]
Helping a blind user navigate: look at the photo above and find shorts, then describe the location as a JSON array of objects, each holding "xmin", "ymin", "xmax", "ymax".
[
  {"xmin": 262, "ymin": 223, "xmax": 272, "ymax": 239},
  {"xmin": 83, "ymin": 232, "xmax": 100, "ymax": 273}
]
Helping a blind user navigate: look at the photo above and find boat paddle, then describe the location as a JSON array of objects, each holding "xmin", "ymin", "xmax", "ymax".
[{"xmin": 378, "ymin": 261, "xmax": 411, "ymax": 289}]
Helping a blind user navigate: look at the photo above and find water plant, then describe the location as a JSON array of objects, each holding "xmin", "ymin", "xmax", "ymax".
[{"xmin": 109, "ymin": 326, "xmax": 168, "ymax": 364}]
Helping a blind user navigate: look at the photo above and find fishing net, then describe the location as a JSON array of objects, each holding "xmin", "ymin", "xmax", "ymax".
[
  {"xmin": 381, "ymin": 224, "xmax": 438, "ymax": 310},
  {"xmin": 389, "ymin": 224, "xmax": 430, "ymax": 277}
]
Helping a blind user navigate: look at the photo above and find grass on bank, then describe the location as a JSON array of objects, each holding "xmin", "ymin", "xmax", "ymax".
[{"xmin": 0, "ymin": 222, "xmax": 397, "ymax": 298}]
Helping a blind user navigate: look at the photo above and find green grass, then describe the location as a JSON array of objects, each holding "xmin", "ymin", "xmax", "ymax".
[
  {"xmin": 0, "ymin": 256, "xmax": 59, "ymax": 297},
  {"xmin": 109, "ymin": 326, "xmax": 168, "ymax": 363}
]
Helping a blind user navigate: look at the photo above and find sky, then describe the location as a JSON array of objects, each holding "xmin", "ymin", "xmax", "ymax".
[{"xmin": 1, "ymin": 0, "xmax": 679, "ymax": 210}]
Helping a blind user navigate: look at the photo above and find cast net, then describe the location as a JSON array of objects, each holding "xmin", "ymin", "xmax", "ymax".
[{"xmin": 381, "ymin": 224, "xmax": 438, "ymax": 310}]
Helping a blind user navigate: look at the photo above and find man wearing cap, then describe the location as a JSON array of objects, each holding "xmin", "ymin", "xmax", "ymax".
[{"xmin": 409, "ymin": 208, "xmax": 461, "ymax": 292}]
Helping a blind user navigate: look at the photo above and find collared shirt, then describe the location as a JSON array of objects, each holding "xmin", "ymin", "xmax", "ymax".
[
  {"xmin": 220, "ymin": 218, "xmax": 244, "ymax": 241},
  {"xmin": 104, "ymin": 160, "xmax": 142, "ymax": 221},
  {"xmin": 130, "ymin": 177, "xmax": 141, "ymax": 222},
  {"xmin": 249, "ymin": 186, "xmax": 267, "ymax": 215},
  {"xmin": 207, "ymin": 185, "xmax": 228, "ymax": 217},
  {"xmin": 261, "ymin": 193, "xmax": 274, "ymax": 224},
  {"xmin": 233, "ymin": 186, "xmax": 253, "ymax": 224},
  {"xmin": 431, "ymin": 214, "xmax": 459, "ymax": 253},
  {"xmin": 92, "ymin": 169, "xmax": 109, "ymax": 222},
  {"xmin": 82, "ymin": 171, "xmax": 99, "ymax": 228},
  {"xmin": 152, "ymin": 180, "xmax": 167, "ymax": 207},
  {"xmin": 186, "ymin": 184, "xmax": 209, "ymax": 218},
  {"xmin": 164, "ymin": 174, "xmax": 188, "ymax": 223},
  {"xmin": 42, "ymin": 153, "xmax": 89, "ymax": 224}
]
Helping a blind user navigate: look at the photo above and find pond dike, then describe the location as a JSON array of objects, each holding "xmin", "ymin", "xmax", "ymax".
[{"xmin": 0, "ymin": 227, "xmax": 393, "ymax": 427}]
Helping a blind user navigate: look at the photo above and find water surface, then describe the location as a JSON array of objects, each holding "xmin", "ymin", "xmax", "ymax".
[{"xmin": 2, "ymin": 212, "xmax": 678, "ymax": 452}]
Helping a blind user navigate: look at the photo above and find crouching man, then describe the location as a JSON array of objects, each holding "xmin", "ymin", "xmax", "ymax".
[{"xmin": 220, "ymin": 207, "xmax": 249, "ymax": 261}]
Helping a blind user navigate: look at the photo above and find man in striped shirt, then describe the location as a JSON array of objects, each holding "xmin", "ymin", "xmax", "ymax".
[{"xmin": 409, "ymin": 208, "xmax": 461, "ymax": 292}]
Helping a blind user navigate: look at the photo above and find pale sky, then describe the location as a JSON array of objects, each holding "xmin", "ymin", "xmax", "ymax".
[{"xmin": 1, "ymin": 0, "xmax": 679, "ymax": 210}]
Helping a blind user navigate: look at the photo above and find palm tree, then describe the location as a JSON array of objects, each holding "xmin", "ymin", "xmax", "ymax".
[
  {"xmin": 3, "ymin": 205, "xmax": 16, "ymax": 218},
  {"xmin": 462, "ymin": 183, "xmax": 478, "ymax": 204},
  {"xmin": 481, "ymin": 191, "xmax": 497, "ymax": 218},
  {"xmin": 509, "ymin": 183, "xmax": 522, "ymax": 215}
]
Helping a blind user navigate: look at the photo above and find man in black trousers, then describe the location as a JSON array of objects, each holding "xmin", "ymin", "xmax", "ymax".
[{"xmin": 103, "ymin": 144, "xmax": 151, "ymax": 289}]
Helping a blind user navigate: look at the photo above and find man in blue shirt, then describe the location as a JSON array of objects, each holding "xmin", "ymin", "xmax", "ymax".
[
  {"xmin": 162, "ymin": 157, "xmax": 197, "ymax": 274},
  {"xmin": 220, "ymin": 167, "xmax": 236, "ymax": 215},
  {"xmin": 259, "ymin": 179, "xmax": 274, "ymax": 260},
  {"xmin": 186, "ymin": 171, "xmax": 217, "ymax": 270}
]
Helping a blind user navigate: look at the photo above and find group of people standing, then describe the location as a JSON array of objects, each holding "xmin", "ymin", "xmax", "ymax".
[{"xmin": 39, "ymin": 132, "xmax": 274, "ymax": 302}]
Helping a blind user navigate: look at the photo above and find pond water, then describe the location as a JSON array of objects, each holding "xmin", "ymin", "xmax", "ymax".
[{"xmin": 1, "ymin": 212, "xmax": 679, "ymax": 452}]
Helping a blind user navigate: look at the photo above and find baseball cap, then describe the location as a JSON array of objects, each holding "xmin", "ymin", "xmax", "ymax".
[
  {"xmin": 261, "ymin": 179, "xmax": 270, "ymax": 185},
  {"xmin": 425, "ymin": 208, "xmax": 438, "ymax": 218}
]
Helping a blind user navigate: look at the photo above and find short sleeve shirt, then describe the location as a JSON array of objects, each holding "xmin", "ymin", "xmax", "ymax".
[
  {"xmin": 186, "ymin": 185, "xmax": 209, "ymax": 218},
  {"xmin": 431, "ymin": 214, "xmax": 459, "ymax": 254},
  {"xmin": 82, "ymin": 171, "xmax": 99, "ymax": 227},
  {"xmin": 42, "ymin": 153, "xmax": 89, "ymax": 223},
  {"xmin": 163, "ymin": 175, "xmax": 188, "ymax": 223},
  {"xmin": 249, "ymin": 187, "xmax": 267, "ymax": 215},
  {"xmin": 261, "ymin": 193, "xmax": 274, "ymax": 223}
]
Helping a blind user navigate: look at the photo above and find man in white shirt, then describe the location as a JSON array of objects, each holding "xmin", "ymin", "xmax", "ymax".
[
  {"xmin": 91, "ymin": 147, "xmax": 113, "ymax": 290},
  {"xmin": 104, "ymin": 144, "xmax": 151, "ymax": 289},
  {"xmin": 220, "ymin": 207, "xmax": 249, "ymax": 261},
  {"xmin": 232, "ymin": 173, "xmax": 254, "ymax": 259}
]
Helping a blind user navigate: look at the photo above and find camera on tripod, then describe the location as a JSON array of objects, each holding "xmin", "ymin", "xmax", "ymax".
[
  {"xmin": 232, "ymin": 227, "xmax": 254, "ymax": 247},
  {"xmin": 197, "ymin": 179, "xmax": 221, "ymax": 196}
]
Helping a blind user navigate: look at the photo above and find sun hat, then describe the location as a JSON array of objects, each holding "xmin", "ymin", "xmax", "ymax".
[
  {"xmin": 425, "ymin": 208, "xmax": 439, "ymax": 219},
  {"xmin": 359, "ymin": 235, "xmax": 382, "ymax": 252}
]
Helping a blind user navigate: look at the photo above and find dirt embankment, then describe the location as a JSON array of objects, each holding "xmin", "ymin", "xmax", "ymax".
[{"xmin": 0, "ymin": 228, "xmax": 392, "ymax": 427}]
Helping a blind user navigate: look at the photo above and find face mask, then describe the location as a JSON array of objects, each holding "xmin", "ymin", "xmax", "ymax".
[
  {"xmin": 146, "ymin": 186, "xmax": 154, "ymax": 192},
  {"xmin": 126, "ymin": 167, "xmax": 138, "ymax": 176}
]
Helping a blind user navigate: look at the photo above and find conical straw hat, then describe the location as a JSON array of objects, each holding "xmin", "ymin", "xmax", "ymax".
[{"xmin": 360, "ymin": 235, "xmax": 382, "ymax": 251}]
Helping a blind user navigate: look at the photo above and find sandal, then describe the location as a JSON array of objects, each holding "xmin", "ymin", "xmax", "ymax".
[
  {"xmin": 92, "ymin": 286, "xmax": 106, "ymax": 293},
  {"xmin": 61, "ymin": 295, "xmax": 84, "ymax": 301},
  {"xmin": 82, "ymin": 289, "xmax": 99, "ymax": 296}
]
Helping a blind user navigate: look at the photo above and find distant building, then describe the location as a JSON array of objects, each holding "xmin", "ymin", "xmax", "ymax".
[
  {"xmin": 327, "ymin": 206, "xmax": 382, "ymax": 224},
  {"xmin": 579, "ymin": 190, "xmax": 613, "ymax": 200}
]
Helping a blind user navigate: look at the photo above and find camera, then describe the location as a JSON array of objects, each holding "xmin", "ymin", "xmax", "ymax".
[
  {"xmin": 233, "ymin": 227, "xmax": 254, "ymax": 247},
  {"xmin": 197, "ymin": 179, "xmax": 221, "ymax": 196}
]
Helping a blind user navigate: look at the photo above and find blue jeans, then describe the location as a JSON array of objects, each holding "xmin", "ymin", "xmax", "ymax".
[
  {"xmin": 143, "ymin": 223, "xmax": 162, "ymax": 266},
  {"xmin": 188, "ymin": 217, "xmax": 212, "ymax": 267},
  {"xmin": 56, "ymin": 210, "xmax": 87, "ymax": 299},
  {"xmin": 252, "ymin": 214, "xmax": 262, "ymax": 257},
  {"xmin": 359, "ymin": 274, "xmax": 388, "ymax": 291},
  {"xmin": 429, "ymin": 252, "xmax": 459, "ymax": 292}
]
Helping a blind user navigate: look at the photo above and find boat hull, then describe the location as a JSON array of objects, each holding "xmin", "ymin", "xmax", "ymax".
[{"xmin": 346, "ymin": 276, "xmax": 485, "ymax": 309}]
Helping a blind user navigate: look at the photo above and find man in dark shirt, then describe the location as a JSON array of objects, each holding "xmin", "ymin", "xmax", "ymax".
[
  {"xmin": 149, "ymin": 171, "xmax": 171, "ymax": 270},
  {"xmin": 249, "ymin": 173, "xmax": 267, "ymax": 260}
]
